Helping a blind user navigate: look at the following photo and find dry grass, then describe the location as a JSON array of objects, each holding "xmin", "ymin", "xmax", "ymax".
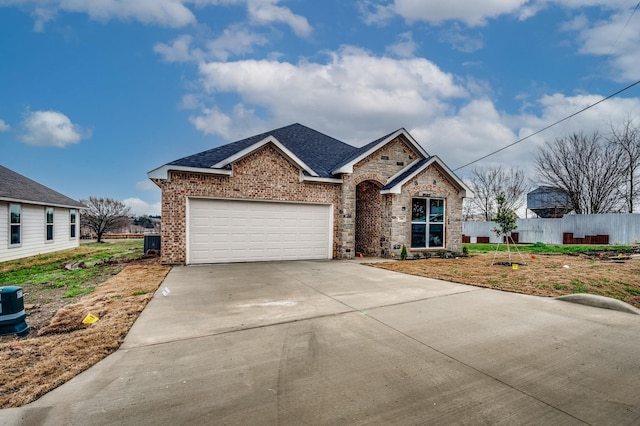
[
  {"xmin": 370, "ymin": 252, "xmax": 640, "ymax": 307},
  {"xmin": 0, "ymin": 263, "xmax": 170, "ymax": 408}
]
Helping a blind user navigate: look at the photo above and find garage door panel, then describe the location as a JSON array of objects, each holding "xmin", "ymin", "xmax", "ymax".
[{"xmin": 188, "ymin": 199, "xmax": 331, "ymax": 264}]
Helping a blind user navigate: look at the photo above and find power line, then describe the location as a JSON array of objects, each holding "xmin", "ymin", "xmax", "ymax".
[
  {"xmin": 454, "ymin": 2, "xmax": 640, "ymax": 172},
  {"xmin": 453, "ymin": 78, "xmax": 640, "ymax": 171}
]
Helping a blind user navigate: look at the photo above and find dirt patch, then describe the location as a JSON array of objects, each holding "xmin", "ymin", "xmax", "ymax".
[
  {"xmin": 370, "ymin": 252, "xmax": 640, "ymax": 307},
  {"xmin": 0, "ymin": 261, "xmax": 170, "ymax": 408}
]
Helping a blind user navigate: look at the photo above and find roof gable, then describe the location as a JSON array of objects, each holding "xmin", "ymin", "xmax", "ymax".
[
  {"xmin": 0, "ymin": 165, "xmax": 85, "ymax": 208},
  {"xmin": 381, "ymin": 156, "xmax": 470, "ymax": 197},
  {"xmin": 332, "ymin": 128, "xmax": 429, "ymax": 174},
  {"xmin": 211, "ymin": 135, "xmax": 319, "ymax": 177},
  {"xmin": 160, "ymin": 123, "xmax": 357, "ymax": 179}
]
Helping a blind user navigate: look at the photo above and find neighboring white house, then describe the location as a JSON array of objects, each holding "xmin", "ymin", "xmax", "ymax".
[{"xmin": 0, "ymin": 165, "xmax": 85, "ymax": 263}]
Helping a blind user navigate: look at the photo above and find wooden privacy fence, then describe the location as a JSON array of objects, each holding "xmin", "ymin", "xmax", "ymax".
[
  {"xmin": 81, "ymin": 233, "xmax": 145, "ymax": 240},
  {"xmin": 463, "ymin": 214, "xmax": 640, "ymax": 245}
]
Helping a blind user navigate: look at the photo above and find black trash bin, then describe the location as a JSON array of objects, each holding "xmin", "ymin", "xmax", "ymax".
[{"xmin": 0, "ymin": 286, "xmax": 30, "ymax": 337}]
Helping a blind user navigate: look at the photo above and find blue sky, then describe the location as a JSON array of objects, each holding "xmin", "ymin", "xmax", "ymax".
[{"xmin": 1, "ymin": 0, "xmax": 639, "ymax": 216}]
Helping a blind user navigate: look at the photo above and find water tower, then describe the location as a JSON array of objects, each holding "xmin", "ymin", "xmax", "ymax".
[{"xmin": 527, "ymin": 186, "xmax": 572, "ymax": 218}]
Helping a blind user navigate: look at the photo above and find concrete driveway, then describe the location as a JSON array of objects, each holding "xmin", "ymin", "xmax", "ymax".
[{"xmin": 3, "ymin": 260, "xmax": 640, "ymax": 425}]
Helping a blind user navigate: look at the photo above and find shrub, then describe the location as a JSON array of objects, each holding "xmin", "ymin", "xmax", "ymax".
[{"xmin": 400, "ymin": 245, "xmax": 408, "ymax": 260}]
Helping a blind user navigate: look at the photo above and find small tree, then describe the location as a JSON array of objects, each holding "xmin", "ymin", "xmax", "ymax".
[
  {"xmin": 491, "ymin": 193, "xmax": 524, "ymax": 266},
  {"xmin": 80, "ymin": 197, "xmax": 131, "ymax": 242},
  {"xmin": 400, "ymin": 244, "xmax": 408, "ymax": 260},
  {"xmin": 493, "ymin": 193, "xmax": 517, "ymax": 238}
]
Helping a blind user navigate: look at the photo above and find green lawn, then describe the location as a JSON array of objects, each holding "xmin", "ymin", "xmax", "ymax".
[
  {"xmin": 0, "ymin": 240, "xmax": 143, "ymax": 298},
  {"xmin": 464, "ymin": 242, "xmax": 633, "ymax": 254}
]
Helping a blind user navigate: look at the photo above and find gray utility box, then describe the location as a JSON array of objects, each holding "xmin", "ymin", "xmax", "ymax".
[
  {"xmin": 144, "ymin": 234, "xmax": 161, "ymax": 255},
  {"xmin": 0, "ymin": 286, "xmax": 30, "ymax": 337}
]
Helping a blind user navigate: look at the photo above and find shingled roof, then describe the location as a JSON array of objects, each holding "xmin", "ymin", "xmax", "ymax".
[
  {"xmin": 0, "ymin": 165, "xmax": 85, "ymax": 208},
  {"xmin": 169, "ymin": 123, "xmax": 358, "ymax": 178},
  {"xmin": 149, "ymin": 123, "xmax": 470, "ymax": 198}
]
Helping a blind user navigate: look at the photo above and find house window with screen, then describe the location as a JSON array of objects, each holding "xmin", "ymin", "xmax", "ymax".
[
  {"xmin": 46, "ymin": 206, "xmax": 54, "ymax": 242},
  {"xmin": 411, "ymin": 198, "xmax": 445, "ymax": 248},
  {"xmin": 10, "ymin": 203, "xmax": 21, "ymax": 246},
  {"xmin": 70, "ymin": 209, "xmax": 77, "ymax": 239}
]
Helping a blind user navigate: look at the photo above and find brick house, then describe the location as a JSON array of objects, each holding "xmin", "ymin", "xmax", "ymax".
[{"xmin": 148, "ymin": 123, "xmax": 469, "ymax": 264}]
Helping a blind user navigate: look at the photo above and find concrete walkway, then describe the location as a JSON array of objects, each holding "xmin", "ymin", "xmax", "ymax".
[{"xmin": 2, "ymin": 260, "xmax": 640, "ymax": 425}]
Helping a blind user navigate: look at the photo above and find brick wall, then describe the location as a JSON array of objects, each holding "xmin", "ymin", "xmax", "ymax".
[
  {"xmin": 355, "ymin": 180, "xmax": 382, "ymax": 256},
  {"xmin": 390, "ymin": 162, "xmax": 464, "ymax": 256},
  {"xmin": 338, "ymin": 136, "xmax": 422, "ymax": 258},
  {"xmin": 156, "ymin": 145, "xmax": 340, "ymax": 264}
]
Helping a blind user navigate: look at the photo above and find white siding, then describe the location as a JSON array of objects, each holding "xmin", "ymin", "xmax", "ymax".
[
  {"xmin": 0, "ymin": 202, "xmax": 80, "ymax": 263},
  {"xmin": 0, "ymin": 202, "xmax": 6, "ymax": 252}
]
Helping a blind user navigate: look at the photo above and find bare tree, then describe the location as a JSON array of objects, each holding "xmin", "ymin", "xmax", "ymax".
[
  {"xmin": 466, "ymin": 166, "xmax": 529, "ymax": 221},
  {"xmin": 534, "ymin": 132, "xmax": 626, "ymax": 214},
  {"xmin": 609, "ymin": 119, "xmax": 640, "ymax": 213},
  {"xmin": 80, "ymin": 197, "xmax": 131, "ymax": 242},
  {"xmin": 462, "ymin": 198, "xmax": 477, "ymax": 221}
]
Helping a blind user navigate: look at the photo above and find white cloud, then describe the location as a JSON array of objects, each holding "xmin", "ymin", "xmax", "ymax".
[
  {"xmin": 517, "ymin": 93, "xmax": 640, "ymax": 140},
  {"xmin": 189, "ymin": 104, "xmax": 264, "ymax": 139},
  {"xmin": 122, "ymin": 197, "xmax": 161, "ymax": 216},
  {"xmin": 246, "ymin": 0, "xmax": 312, "ymax": 37},
  {"xmin": 178, "ymin": 36, "xmax": 640, "ymax": 176},
  {"xmin": 179, "ymin": 93, "xmax": 203, "ymax": 109},
  {"xmin": 0, "ymin": 119, "xmax": 9, "ymax": 132},
  {"xmin": 569, "ymin": 9, "xmax": 640, "ymax": 81},
  {"xmin": 189, "ymin": 106, "xmax": 234, "ymax": 138},
  {"xmin": 391, "ymin": 0, "xmax": 529, "ymax": 26},
  {"xmin": 154, "ymin": 34, "xmax": 203, "ymax": 62},
  {"xmin": 155, "ymin": 27, "xmax": 270, "ymax": 63},
  {"xmin": 136, "ymin": 179, "xmax": 158, "ymax": 191},
  {"xmin": 2, "ymin": 0, "xmax": 313, "ymax": 36},
  {"xmin": 59, "ymin": 0, "xmax": 196, "ymax": 27},
  {"xmin": 194, "ymin": 46, "xmax": 467, "ymax": 142},
  {"xmin": 360, "ymin": 0, "xmax": 629, "ymax": 27},
  {"xmin": 206, "ymin": 24, "xmax": 269, "ymax": 60},
  {"xmin": 20, "ymin": 110, "xmax": 90, "ymax": 147},
  {"xmin": 438, "ymin": 25, "xmax": 483, "ymax": 53},
  {"xmin": 385, "ymin": 31, "xmax": 418, "ymax": 58},
  {"xmin": 358, "ymin": 1, "xmax": 398, "ymax": 26},
  {"xmin": 0, "ymin": 0, "xmax": 197, "ymax": 29},
  {"xmin": 32, "ymin": 7, "xmax": 57, "ymax": 32},
  {"xmin": 413, "ymin": 99, "xmax": 518, "ymax": 170},
  {"xmin": 444, "ymin": 92, "xmax": 640, "ymax": 174}
]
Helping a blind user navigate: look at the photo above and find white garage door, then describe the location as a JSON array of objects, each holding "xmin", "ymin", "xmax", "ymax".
[{"xmin": 188, "ymin": 198, "xmax": 333, "ymax": 264}]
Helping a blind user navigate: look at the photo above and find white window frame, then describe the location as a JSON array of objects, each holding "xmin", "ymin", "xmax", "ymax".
[
  {"xmin": 45, "ymin": 206, "xmax": 55, "ymax": 242},
  {"xmin": 9, "ymin": 203, "xmax": 21, "ymax": 247},
  {"xmin": 70, "ymin": 209, "xmax": 77, "ymax": 240},
  {"xmin": 411, "ymin": 197, "xmax": 445, "ymax": 249}
]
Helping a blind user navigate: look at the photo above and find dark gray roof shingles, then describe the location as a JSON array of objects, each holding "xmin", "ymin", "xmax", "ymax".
[
  {"xmin": 169, "ymin": 123, "xmax": 359, "ymax": 178},
  {"xmin": 382, "ymin": 157, "xmax": 432, "ymax": 190},
  {"xmin": 0, "ymin": 165, "xmax": 85, "ymax": 208}
]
